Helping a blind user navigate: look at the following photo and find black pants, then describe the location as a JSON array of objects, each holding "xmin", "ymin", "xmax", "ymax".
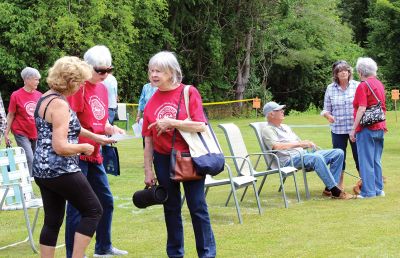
[{"xmin": 35, "ymin": 172, "xmax": 103, "ymax": 246}]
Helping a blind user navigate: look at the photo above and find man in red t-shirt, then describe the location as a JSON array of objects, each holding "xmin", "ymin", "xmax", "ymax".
[{"xmin": 4, "ymin": 67, "xmax": 42, "ymax": 176}]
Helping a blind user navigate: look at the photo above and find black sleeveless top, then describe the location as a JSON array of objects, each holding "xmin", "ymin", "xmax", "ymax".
[{"xmin": 32, "ymin": 93, "xmax": 82, "ymax": 178}]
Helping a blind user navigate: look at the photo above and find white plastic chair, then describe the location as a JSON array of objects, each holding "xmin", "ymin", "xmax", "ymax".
[
  {"xmin": 219, "ymin": 123, "xmax": 300, "ymax": 208},
  {"xmin": 0, "ymin": 147, "xmax": 42, "ymax": 253}
]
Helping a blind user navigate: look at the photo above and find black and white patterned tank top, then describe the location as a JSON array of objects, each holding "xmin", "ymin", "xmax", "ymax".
[{"xmin": 32, "ymin": 93, "xmax": 82, "ymax": 178}]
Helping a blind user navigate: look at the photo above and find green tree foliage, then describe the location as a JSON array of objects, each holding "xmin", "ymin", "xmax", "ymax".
[{"xmin": 367, "ymin": 0, "xmax": 400, "ymax": 89}]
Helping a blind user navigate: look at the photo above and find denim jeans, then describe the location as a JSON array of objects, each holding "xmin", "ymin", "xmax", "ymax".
[
  {"xmin": 331, "ymin": 132, "xmax": 359, "ymax": 172},
  {"xmin": 14, "ymin": 134, "xmax": 36, "ymax": 176},
  {"xmin": 108, "ymin": 108, "xmax": 117, "ymax": 125},
  {"xmin": 287, "ymin": 149, "xmax": 344, "ymax": 189},
  {"xmin": 153, "ymin": 152, "xmax": 216, "ymax": 258},
  {"xmin": 356, "ymin": 128, "xmax": 384, "ymax": 197},
  {"xmin": 65, "ymin": 160, "xmax": 114, "ymax": 258}
]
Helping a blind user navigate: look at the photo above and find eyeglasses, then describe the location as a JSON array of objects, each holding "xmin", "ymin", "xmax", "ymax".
[{"xmin": 94, "ymin": 66, "xmax": 113, "ymax": 75}]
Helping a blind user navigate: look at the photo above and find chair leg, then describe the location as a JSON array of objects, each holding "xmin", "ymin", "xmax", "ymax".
[
  {"xmin": 20, "ymin": 186, "xmax": 39, "ymax": 253},
  {"xmin": 257, "ymin": 175, "xmax": 267, "ymax": 195},
  {"xmin": 252, "ymin": 182, "xmax": 262, "ymax": 215},
  {"xmin": 303, "ymin": 170, "xmax": 310, "ymax": 199},
  {"xmin": 292, "ymin": 172, "xmax": 301, "ymax": 203},
  {"xmin": 240, "ymin": 186, "xmax": 249, "ymax": 202},
  {"xmin": 278, "ymin": 177, "xmax": 287, "ymax": 192},
  {"xmin": 225, "ymin": 190, "xmax": 233, "ymax": 207},
  {"xmin": 278, "ymin": 174, "xmax": 289, "ymax": 208},
  {"xmin": 230, "ymin": 186, "xmax": 243, "ymax": 224}
]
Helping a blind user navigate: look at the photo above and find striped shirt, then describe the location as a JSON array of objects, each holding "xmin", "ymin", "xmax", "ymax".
[
  {"xmin": 321, "ymin": 80, "xmax": 359, "ymax": 134},
  {"xmin": 0, "ymin": 94, "xmax": 6, "ymax": 136}
]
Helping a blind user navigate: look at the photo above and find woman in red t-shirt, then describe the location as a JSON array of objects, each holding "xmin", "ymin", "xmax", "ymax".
[
  {"xmin": 142, "ymin": 51, "xmax": 216, "ymax": 258},
  {"xmin": 350, "ymin": 57, "xmax": 386, "ymax": 198},
  {"xmin": 4, "ymin": 67, "xmax": 42, "ymax": 176}
]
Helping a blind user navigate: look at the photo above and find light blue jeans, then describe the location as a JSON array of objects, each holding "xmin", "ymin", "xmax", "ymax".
[
  {"xmin": 14, "ymin": 134, "xmax": 36, "ymax": 176},
  {"xmin": 286, "ymin": 149, "xmax": 344, "ymax": 189},
  {"xmin": 356, "ymin": 128, "xmax": 384, "ymax": 197}
]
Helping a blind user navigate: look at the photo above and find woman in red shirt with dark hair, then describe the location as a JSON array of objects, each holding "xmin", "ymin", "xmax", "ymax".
[
  {"xmin": 350, "ymin": 57, "xmax": 386, "ymax": 198},
  {"xmin": 4, "ymin": 67, "xmax": 42, "ymax": 176}
]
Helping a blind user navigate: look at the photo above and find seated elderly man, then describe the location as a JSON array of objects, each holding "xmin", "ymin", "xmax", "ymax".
[{"xmin": 261, "ymin": 101, "xmax": 355, "ymax": 200}]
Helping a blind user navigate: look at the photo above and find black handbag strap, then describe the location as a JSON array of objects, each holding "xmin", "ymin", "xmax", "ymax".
[
  {"xmin": 171, "ymin": 86, "xmax": 185, "ymax": 149},
  {"xmin": 364, "ymin": 80, "xmax": 381, "ymax": 105}
]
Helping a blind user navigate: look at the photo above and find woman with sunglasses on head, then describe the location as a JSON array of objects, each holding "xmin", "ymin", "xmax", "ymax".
[
  {"xmin": 65, "ymin": 45, "xmax": 128, "ymax": 258},
  {"xmin": 320, "ymin": 60, "xmax": 359, "ymax": 195}
]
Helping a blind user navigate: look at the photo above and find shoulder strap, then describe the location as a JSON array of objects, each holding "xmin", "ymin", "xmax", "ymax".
[
  {"xmin": 364, "ymin": 81, "xmax": 380, "ymax": 103},
  {"xmin": 183, "ymin": 85, "xmax": 191, "ymax": 120},
  {"xmin": 43, "ymin": 96, "xmax": 62, "ymax": 121},
  {"xmin": 171, "ymin": 86, "xmax": 185, "ymax": 149},
  {"xmin": 34, "ymin": 93, "xmax": 61, "ymax": 118}
]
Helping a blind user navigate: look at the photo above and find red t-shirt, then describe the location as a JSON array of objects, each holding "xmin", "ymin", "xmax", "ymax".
[
  {"xmin": 142, "ymin": 84, "xmax": 206, "ymax": 154},
  {"xmin": 8, "ymin": 88, "xmax": 42, "ymax": 139},
  {"xmin": 353, "ymin": 77, "xmax": 387, "ymax": 133},
  {"xmin": 67, "ymin": 81, "xmax": 109, "ymax": 164}
]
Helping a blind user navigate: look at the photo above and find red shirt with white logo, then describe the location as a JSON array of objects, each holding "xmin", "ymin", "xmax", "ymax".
[
  {"xmin": 8, "ymin": 88, "xmax": 42, "ymax": 139},
  {"xmin": 68, "ymin": 81, "xmax": 108, "ymax": 164},
  {"xmin": 142, "ymin": 84, "xmax": 206, "ymax": 154}
]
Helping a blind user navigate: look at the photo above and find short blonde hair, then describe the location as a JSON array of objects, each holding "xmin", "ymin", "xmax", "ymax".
[{"xmin": 47, "ymin": 56, "xmax": 92, "ymax": 95}]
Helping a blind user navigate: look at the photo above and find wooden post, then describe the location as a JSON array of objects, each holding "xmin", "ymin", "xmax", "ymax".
[{"xmin": 253, "ymin": 97, "xmax": 261, "ymax": 118}]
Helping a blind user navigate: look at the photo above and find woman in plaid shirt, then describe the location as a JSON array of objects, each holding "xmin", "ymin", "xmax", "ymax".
[{"xmin": 321, "ymin": 61, "xmax": 359, "ymax": 193}]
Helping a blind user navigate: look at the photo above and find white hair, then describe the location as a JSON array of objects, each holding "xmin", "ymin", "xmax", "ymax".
[
  {"xmin": 21, "ymin": 67, "xmax": 41, "ymax": 80},
  {"xmin": 148, "ymin": 51, "xmax": 182, "ymax": 85},
  {"xmin": 356, "ymin": 57, "xmax": 378, "ymax": 77},
  {"xmin": 83, "ymin": 45, "xmax": 112, "ymax": 67}
]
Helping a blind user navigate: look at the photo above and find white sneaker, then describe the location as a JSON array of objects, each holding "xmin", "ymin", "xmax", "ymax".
[
  {"xmin": 356, "ymin": 195, "xmax": 364, "ymax": 199},
  {"xmin": 94, "ymin": 247, "xmax": 128, "ymax": 257},
  {"xmin": 377, "ymin": 191, "xmax": 385, "ymax": 197}
]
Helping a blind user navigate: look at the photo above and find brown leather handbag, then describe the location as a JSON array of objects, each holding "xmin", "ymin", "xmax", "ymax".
[{"xmin": 169, "ymin": 87, "xmax": 202, "ymax": 182}]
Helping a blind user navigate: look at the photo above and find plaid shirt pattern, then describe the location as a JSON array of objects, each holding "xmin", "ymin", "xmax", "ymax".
[
  {"xmin": 321, "ymin": 80, "xmax": 359, "ymax": 134},
  {"xmin": 0, "ymin": 94, "xmax": 7, "ymax": 136}
]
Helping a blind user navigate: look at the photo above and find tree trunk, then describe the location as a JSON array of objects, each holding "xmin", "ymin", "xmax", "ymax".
[{"xmin": 235, "ymin": 30, "xmax": 253, "ymax": 101}]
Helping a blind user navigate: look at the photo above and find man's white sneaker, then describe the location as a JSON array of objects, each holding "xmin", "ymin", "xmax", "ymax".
[
  {"xmin": 94, "ymin": 247, "xmax": 128, "ymax": 257},
  {"xmin": 377, "ymin": 191, "xmax": 385, "ymax": 197}
]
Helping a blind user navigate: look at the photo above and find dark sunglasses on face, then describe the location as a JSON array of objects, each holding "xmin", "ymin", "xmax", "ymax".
[{"xmin": 94, "ymin": 66, "xmax": 113, "ymax": 75}]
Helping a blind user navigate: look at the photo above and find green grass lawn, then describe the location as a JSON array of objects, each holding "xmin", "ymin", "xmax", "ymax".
[{"xmin": 1, "ymin": 112, "xmax": 399, "ymax": 257}]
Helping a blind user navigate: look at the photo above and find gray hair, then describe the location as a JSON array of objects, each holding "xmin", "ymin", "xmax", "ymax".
[
  {"xmin": 83, "ymin": 45, "xmax": 112, "ymax": 67},
  {"xmin": 356, "ymin": 57, "xmax": 378, "ymax": 77},
  {"xmin": 21, "ymin": 67, "xmax": 41, "ymax": 80},
  {"xmin": 148, "ymin": 51, "xmax": 182, "ymax": 85}
]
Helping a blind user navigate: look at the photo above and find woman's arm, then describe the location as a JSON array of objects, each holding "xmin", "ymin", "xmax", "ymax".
[
  {"xmin": 79, "ymin": 127, "xmax": 115, "ymax": 145},
  {"xmin": 148, "ymin": 118, "xmax": 206, "ymax": 136},
  {"xmin": 50, "ymin": 99, "xmax": 94, "ymax": 156},
  {"xmin": 4, "ymin": 112, "xmax": 15, "ymax": 146},
  {"xmin": 143, "ymin": 136, "xmax": 156, "ymax": 186},
  {"xmin": 350, "ymin": 106, "xmax": 366, "ymax": 142}
]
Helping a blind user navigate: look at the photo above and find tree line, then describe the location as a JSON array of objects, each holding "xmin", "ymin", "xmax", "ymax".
[{"xmin": 0, "ymin": 0, "xmax": 399, "ymax": 111}]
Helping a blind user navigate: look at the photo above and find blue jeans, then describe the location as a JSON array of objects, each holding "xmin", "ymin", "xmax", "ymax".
[
  {"xmin": 356, "ymin": 128, "xmax": 384, "ymax": 197},
  {"xmin": 108, "ymin": 108, "xmax": 117, "ymax": 125},
  {"xmin": 331, "ymin": 132, "xmax": 359, "ymax": 172},
  {"xmin": 287, "ymin": 149, "xmax": 344, "ymax": 189},
  {"xmin": 65, "ymin": 160, "xmax": 114, "ymax": 257},
  {"xmin": 14, "ymin": 134, "xmax": 36, "ymax": 177},
  {"xmin": 153, "ymin": 152, "xmax": 216, "ymax": 258}
]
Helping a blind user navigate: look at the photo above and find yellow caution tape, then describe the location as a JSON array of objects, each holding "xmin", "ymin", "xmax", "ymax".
[{"xmin": 123, "ymin": 98, "xmax": 254, "ymax": 107}]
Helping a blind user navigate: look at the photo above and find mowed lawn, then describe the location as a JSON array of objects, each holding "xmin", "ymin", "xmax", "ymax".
[{"xmin": 1, "ymin": 112, "xmax": 399, "ymax": 257}]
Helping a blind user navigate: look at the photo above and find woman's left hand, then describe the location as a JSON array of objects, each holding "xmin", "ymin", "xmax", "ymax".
[
  {"xmin": 349, "ymin": 129, "xmax": 356, "ymax": 142},
  {"xmin": 148, "ymin": 118, "xmax": 175, "ymax": 136}
]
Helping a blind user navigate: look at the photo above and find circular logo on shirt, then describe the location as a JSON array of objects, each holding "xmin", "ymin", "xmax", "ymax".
[
  {"xmin": 25, "ymin": 101, "xmax": 36, "ymax": 117},
  {"xmin": 89, "ymin": 96, "xmax": 105, "ymax": 120},
  {"xmin": 157, "ymin": 105, "xmax": 177, "ymax": 120}
]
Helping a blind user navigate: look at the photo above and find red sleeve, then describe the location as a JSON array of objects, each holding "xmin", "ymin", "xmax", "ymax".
[
  {"xmin": 142, "ymin": 106, "xmax": 151, "ymax": 137},
  {"xmin": 8, "ymin": 93, "xmax": 17, "ymax": 113},
  {"xmin": 188, "ymin": 86, "xmax": 206, "ymax": 123},
  {"xmin": 354, "ymin": 82, "xmax": 368, "ymax": 107},
  {"xmin": 67, "ymin": 86, "xmax": 84, "ymax": 113}
]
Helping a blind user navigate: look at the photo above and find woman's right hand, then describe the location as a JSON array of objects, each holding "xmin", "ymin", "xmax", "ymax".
[
  {"xmin": 144, "ymin": 170, "xmax": 156, "ymax": 187},
  {"xmin": 325, "ymin": 114, "xmax": 335, "ymax": 123},
  {"xmin": 81, "ymin": 143, "xmax": 94, "ymax": 156}
]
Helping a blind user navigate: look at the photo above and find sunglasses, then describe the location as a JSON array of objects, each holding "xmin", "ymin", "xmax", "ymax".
[
  {"xmin": 332, "ymin": 60, "xmax": 348, "ymax": 70},
  {"xmin": 94, "ymin": 66, "xmax": 113, "ymax": 75}
]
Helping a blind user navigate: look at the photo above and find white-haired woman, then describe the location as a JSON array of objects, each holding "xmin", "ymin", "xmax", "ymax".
[
  {"xmin": 321, "ymin": 60, "xmax": 359, "ymax": 194},
  {"xmin": 350, "ymin": 57, "xmax": 386, "ymax": 198},
  {"xmin": 65, "ymin": 45, "xmax": 127, "ymax": 258},
  {"xmin": 142, "ymin": 51, "xmax": 216, "ymax": 258},
  {"xmin": 4, "ymin": 67, "xmax": 42, "ymax": 176}
]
